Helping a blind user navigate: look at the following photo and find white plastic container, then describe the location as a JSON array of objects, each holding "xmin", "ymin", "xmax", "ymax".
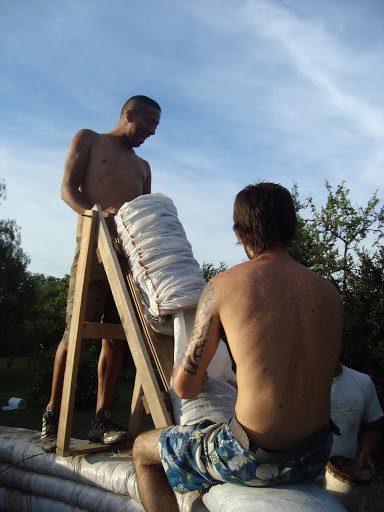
[{"xmin": 324, "ymin": 456, "xmax": 373, "ymax": 512}]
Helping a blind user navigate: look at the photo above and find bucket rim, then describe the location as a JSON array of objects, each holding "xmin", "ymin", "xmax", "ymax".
[{"xmin": 326, "ymin": 456, "xmax": 373, "ymax": 486}]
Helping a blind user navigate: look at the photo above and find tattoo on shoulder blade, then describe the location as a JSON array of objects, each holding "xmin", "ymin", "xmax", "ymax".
[{"xmin": 181, "ymin": 315, "xmax": 213, "ymax": 375}]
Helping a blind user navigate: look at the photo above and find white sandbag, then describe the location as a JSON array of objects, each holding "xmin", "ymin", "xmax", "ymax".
[
  {"xmin": 0, "ymin": 427, "xmax": 138, "ymax": 498},
  {"xmin": 0, "ymin": 461, "xmax": 143, "ymax": 512},
  {"xmin": 0, "ymin": 487, "xmax": 88, "ymax": 512},
  {"xmin": 0, "ymin": 427, "xmax": 208, "ymax": 512},
  {"xmin": 171, "ymin": 378, "xmax": 237, "ymax": 425},
  {"xmin": 202, "ymin": 482, "xmax": 347, "ymax": 512},
  {"xmin": 172, "ymin": 308, "xmax": 237, "ymax": 425},
  {"xmin": 173, "ymin": 309, "xmax": 236, "ymax": 381},
  {"xmin": 116, "ymin": 194, "xmax": 206, "ymax": 318},
  {"xmin": 117, "ymin": 192, "xmax": 237, "ymax": 426}
]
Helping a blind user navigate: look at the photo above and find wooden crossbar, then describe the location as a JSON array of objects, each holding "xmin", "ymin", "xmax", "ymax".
[{"xmin": 56, "ymin": 206, "xmax": 173, "ymax": 457}]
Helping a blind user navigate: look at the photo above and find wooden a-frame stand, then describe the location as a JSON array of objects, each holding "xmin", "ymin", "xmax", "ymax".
[{"xmin": 56, "ymin": 205, "xmax": 174, "ymax": 457}]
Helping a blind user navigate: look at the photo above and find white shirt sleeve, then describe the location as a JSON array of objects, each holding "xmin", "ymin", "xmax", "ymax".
[{"xmin": 362, "ymin": 377, "xmax": 384, "ymax": 424}]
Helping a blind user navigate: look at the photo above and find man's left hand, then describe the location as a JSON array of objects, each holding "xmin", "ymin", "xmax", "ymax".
[{"xmin": 357, "ymin": 451, "xmax": 375, "ymax": 474}]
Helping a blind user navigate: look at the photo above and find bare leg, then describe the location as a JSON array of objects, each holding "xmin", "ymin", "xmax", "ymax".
[
  {"xmin": 46, "ymin": 337, "xmax": 124, "ymax": 415},
  {"xmin": 46, "ymin": 339, "xmax": 68, "ymax": 410},
  {"xmin": 95, "ymin": 338, "xmax": 124, "ymax": 417},
  {"xmin": 133, "ymin": 429, "xmax": 179, "ymax": 512}
]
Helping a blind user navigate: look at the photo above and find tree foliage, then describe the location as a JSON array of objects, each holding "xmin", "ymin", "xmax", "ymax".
[
  {"xmin": 200, "ymin": 261, "xmax": 228, "ymax": 282},
  {"xmin": 0, "ymin": 180, "xmax": 33, "ymax": 355},
  {"xmin": 0, "ymin": 180, "xmax": 68, "ymax": 356},
  {"xmin": 290, "ymin": 181, "xmax": 383, "ymax": 298},
  {"xmin": 1, "ymin": 177, "xmax": 383, "ymax": 404},
  {"xmin": 20, "ymin": 273, "xmax": 69, "ymax": 353}
]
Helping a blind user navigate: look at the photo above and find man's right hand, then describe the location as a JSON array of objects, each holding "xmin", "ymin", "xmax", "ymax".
[
  {"xmin": 102, "ymin": 207, "xmax": 118, "ymax": 219},
  {"xmin": 357, "ymin": 451, "xmax": 375, "ymax": 474},
  {"xmin": 100, "ymin": 207, "xmax": 119, "ymax": 239}
]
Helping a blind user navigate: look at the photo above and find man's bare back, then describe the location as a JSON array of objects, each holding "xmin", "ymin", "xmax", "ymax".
[
  {"xmin": 134, "ymin": 183, "xmax": 342, "ymax": 510},
  {"xmin": 214, "ymin": 250, "xmax": 342, "ymax": 450},
  {"xmin": 172, "ymin": 183, "xmax": 342, "ymax": 452}
]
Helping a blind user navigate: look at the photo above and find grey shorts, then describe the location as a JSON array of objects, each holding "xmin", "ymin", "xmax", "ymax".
[{"xmin": 63, "ymin": 237, "xmax": 120, "ymax": 341}]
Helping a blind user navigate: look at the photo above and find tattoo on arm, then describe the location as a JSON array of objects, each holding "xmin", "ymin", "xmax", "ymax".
[
  {"xmin": 199, "ymin": 281, "xmax": 214, "ymax": 316},
  {"xmin": 180, "ymin": 281, "xmax": 215, "ymax": 375},
  {"xmin": 181, "ymin": 316, "xmax": 213, "ymax": 375}
]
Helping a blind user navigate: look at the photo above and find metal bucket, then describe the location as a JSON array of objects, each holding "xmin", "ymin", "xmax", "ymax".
[{"xmin": 324, "ymin": 456, "xmax": 373, "ymax": 512}]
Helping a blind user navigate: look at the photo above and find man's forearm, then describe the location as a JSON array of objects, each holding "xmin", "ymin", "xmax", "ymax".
[
  {"xmin": 358, "ymin": 419, "xmax": 383, "ymax": 471},
  {"xmin": 359, "ymin": 427, "xmax": 382, "ymax": 455},
  {"xmin": 61, "ymin": 184, "xmax": 93, "ymax": 214}
]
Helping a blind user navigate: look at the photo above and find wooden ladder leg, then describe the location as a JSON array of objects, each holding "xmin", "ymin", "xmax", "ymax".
[
  {"xmin": 56, "ymin": 210, "xmax": 97, "ymax": 456},
  {"xmin": 127, "ymin": 374, "xmax": 145, "ymax": 441}
]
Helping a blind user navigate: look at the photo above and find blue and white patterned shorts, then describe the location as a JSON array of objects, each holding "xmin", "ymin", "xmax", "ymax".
[{"xmin": 159, "ymin": 417, "xmax": 332, "ymax": 494}]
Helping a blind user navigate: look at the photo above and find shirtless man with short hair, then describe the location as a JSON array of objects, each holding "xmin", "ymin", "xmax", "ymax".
[
  {"xmin": 41, "ymin": 95, "xmax": 161, "ymax": 452},
  {"xmin": 133, "ymin": 182, "xmax": 343, "ymax": 512}
]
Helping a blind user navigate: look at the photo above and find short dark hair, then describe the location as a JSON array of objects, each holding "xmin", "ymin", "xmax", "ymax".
[
  {"xmin": 233, "ymin": 182, "xmax": 297, "ymax": 255},
  {"xmin": 120, "ymin": 95, "xmax": 161, "ymax": 118}
]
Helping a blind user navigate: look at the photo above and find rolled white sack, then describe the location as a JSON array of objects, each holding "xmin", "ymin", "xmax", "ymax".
[{"xmin": 8, "ymin": 397, "xmax": 27, "ymax": 410}]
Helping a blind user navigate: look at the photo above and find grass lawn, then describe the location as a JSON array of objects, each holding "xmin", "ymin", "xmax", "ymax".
[
  {"xmin": 0, "ymin": 359, "xmax": 382, "ymax": 511},
  {"xmin": 0, "ymin": 358, "xmax": 153, "ymax": 440}
]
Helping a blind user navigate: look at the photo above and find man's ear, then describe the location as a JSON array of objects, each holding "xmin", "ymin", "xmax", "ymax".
[
  {"xmin": 125, "ymin": 108, "xmax": 135, "ymax": 123},
  {"xmin": 234, "ymin": 229, "xmax": 243, "ymax": 244}
]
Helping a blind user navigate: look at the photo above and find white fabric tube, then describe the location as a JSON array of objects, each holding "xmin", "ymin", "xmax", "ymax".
[
  {"xmin": 116, "ymin": 193, "xmax": 238, "ymax": 426},
  {"xmin": 116, "ymin": 194, "xmax": 206, "ymax": 318}
]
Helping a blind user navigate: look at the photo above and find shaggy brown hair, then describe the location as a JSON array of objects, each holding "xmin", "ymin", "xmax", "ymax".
[{"xmin": 233, "ymin": 182, "xmax": 297, "ymax": 256}]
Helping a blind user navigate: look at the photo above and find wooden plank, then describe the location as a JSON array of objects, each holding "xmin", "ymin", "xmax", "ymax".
[
  {"xmin": 56, "ymin": 210, "xmax": 98, "ymax": 456},
  {"xmin": 142, "ymin": 391, "xmax": 172, "ymax": 418},
  {"xmin": 95, "ymin": 205, "xmax": 172, "ymax": 429},
  {"xmin": 147, "ymin": 328, "xmax": 174, "ymax": 388},
  {"xmin": 127, "ymin": 375, "xmax": 145, "ymax": 440},
  {"xmin": 67, "ymin": 440, "xmax": 133, "ymax": 456},
  {"xmin": 82, "ymin": 322, "xmax": 126, "ymax": 340},
  {"xmin": 125, "ymin": 273, "xmax": 174, "ymax": 390}
]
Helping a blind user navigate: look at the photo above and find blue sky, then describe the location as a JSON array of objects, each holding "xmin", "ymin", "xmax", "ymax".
[{"xmin": 0, "ymin": 0, "xmax": 383, "ymax": 277}]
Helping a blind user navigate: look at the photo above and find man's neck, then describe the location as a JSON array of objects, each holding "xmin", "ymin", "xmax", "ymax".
[
  {"xmin": 108, "ymin": 123, "xmax": 135, "ymax": 148},
  {"xmin": 246, "ymin": 246, "xmax": 290, "ymax": 261}
]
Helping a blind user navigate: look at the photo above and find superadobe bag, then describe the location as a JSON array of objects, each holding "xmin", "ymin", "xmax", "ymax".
[{"xmin": 115, "ymin": 193, "xmax": 206, "ymax": 318}]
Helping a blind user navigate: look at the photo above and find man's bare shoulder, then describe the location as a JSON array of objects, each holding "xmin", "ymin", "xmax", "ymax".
[
  {"xmin": 299, "ymin": 261, "xmax": 341, "ymax": 292},
  {"xmin": 209, "ymin": 262, "xmax": 249, "ymax": 293},
  {"xmin": 70, "ymin": 128, "xmax": 99, "ymax": 147},
  {"xmin": 212, "ymin": 260, "xmax": 253, "ymax": 282},
  {"xmin": 137, "ymin": 155, "xmax": 150, "ymax": 169}
]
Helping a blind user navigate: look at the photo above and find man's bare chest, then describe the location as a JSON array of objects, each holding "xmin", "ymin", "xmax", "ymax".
[{"xmin": 86, "ymin": 146, "xmax": 147, "ymax": 185}]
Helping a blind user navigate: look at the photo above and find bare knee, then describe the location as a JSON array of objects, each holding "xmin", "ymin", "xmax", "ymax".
[
  {"xmin": 53, "ymin": 339, "xmax": 70, "ymax": 364},
  {"xmin": 133, "ymin": 434, "xmax": 147, "ymax": 465},
  {"xmin": 102, "ymin": 338, "xmax": 124, "ymax": 355},
  {"xmin": 58, "ymin": 338, "xmax": 69, "ymax": 352},
  {"xmin": 133, "ymin": 429, "xmax": 163, "ymax": 467}
]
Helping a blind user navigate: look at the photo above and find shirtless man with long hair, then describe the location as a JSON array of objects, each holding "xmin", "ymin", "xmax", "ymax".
[{"xmin": 133, "ymin": 182, "xmax": 342, "ymax": 512}]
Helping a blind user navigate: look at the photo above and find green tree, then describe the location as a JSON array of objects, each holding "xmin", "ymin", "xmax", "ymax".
[
  {"xmin": 0, "ymin": 180, "xmax": 33, "ymax": 355},
  {"xmin": 290, "ymin": 181, "xmax": 384, "ymax": 298},
  {"xmin": 343, "ymin": 246, "xmax": 384, "ymax": 395},
  {"xmin": 20, "ymin": 273, "xmax": 69, "ymax": 354},
  {"xmin": 200, "ymin": 261, "xmax": 228, "ymax": 282}
]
